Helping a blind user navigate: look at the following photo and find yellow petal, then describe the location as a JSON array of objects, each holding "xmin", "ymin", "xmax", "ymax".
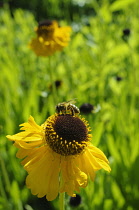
[
  {"xmin": 22, "ymin": 146, "xmax": 48, "ymax": 172},
  {"xmin": 60, "ymin": 158, "xmax": 87, "ymax": 196},
  {"xmin": 26, "ymin": 148, "xmax": 60, "ymax": 201},
  {"xmin": 88, "ymin": 144, "xmax": 109, "ymax": 163},
  {"xmin": 76, "ymin": 154, "xmax": 96, "ymax": 181},
  {"xmin": 20, "ymin": 116, "xmax": 42, "ymax": 132},
  {"xmin": 85, "ymin": 144, "xmax": 111, "ymax": 172},
  {"xmin": 74, "ymin": 166, "xmax": 88, "ymax": 188},
  {"xmin": 14, "ymin": 141, "xmax": 42, "ymax": 150},
  {"xmin": 7, "ymin": 133, "xmax": 43, "ymax": 142},
  {"xmin": 6, "ymin": 116, "xmax": 44, "ymax": 146}
]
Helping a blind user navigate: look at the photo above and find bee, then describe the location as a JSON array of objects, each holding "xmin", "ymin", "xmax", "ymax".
[{"xmin": 56, "ymin": 100, "xmax": 80, "ymax": 116}]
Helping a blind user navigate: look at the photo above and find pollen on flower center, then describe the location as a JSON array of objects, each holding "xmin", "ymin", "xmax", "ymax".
[{"xmin": 44, "ymin": 114, "xmax": 91, "ymax": 156}]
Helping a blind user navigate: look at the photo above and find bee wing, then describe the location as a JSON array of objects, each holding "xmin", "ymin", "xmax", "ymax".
[{"xmin": 67, "ymin": 98, "xmax": 77, "ymax": 104}]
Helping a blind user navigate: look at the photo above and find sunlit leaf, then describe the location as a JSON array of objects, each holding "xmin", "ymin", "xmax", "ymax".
[
  {"xmin": 107, "ymin": 134, "xmax": 121, "ymax": 164},
  {"xmin": 110, "ymin": 0, "xmax": 136, "ymax": 12},
  {"xmin": 93, "ymin": 122, "xmax": 104, "ymax": 146},
  {"xmin": 111, "ymin": 180, "xmax": 125, "ymax": 208}
]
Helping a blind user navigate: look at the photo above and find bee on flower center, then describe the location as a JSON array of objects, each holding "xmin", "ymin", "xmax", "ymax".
[{"xmin": 56, "ymin": 100, "xmax": 80, "ymax": 116}]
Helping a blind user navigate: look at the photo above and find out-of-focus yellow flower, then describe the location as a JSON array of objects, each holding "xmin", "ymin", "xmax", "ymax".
[
  {"xmin": 7, "ymin": 110, "xmax": 111, "ymax": 201},
  {"xmin": 29, "ymin": 20, "xmax": 71, "ymax": 56}
]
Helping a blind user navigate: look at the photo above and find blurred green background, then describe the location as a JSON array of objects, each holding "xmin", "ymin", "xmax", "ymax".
[{"xmin": 0, "ymin": 0, "xmax": 139, "ymax": 210}]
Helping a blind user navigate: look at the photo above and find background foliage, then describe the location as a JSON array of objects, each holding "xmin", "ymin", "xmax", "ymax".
[{"xmin": 0, "ymin": 0, "xmax": 139, "ymax": 210}]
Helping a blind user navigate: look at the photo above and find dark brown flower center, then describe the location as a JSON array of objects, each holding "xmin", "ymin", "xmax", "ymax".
[
  {"xmin": 38, "ymin": 20, "xmax": 53, "ymax": 27},
  {"xmin": 53, "ymin": 115, "xmax": 87, "ymax": 142},
  {"xmin": 45, "ymin": 114, "xmax": 91, "ymax": 156},
  {"xmin": 36, "ymin": 20, "xmax": 56, "ymax": 37}
]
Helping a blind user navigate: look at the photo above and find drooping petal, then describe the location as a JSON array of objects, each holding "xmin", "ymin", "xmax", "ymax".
[
  {"xmin": 60, "ymin": 157, "xmax": 87, "ymax": 196},
  {"xmin": 14, "ymin": 141, "xmax": 42, "ymax": 150},
  {"xmin": 44, "ymin": 160, "xmax": 60, "ymax": 201},
  {"xmin": 88, "ymin": 144, "xmax": 109, "ymax": 163},
  {"xmin": 74, "ymin": 166, "xmax": 88, "ymax": 188},
  {"xmin": 21, "ymin": 146, "xmax": 47, "ymax": 172},
  {"xmin": 60, "ymin": 159, "xmax": 75, "ymax": 196},
  {"xmin": 86, "ymin": 144, "xmax": 111, "ymax": 172},
  {"xmin": 15, "ymin": 144, "xmax": 41, "ymax": 159},
  {"xmin": 26, "ymin": 147, "xmax": 60, "ymax": 201},
  {"xmin": 75, "ymin": 153, "xmax": 96, "ymax": 181}
]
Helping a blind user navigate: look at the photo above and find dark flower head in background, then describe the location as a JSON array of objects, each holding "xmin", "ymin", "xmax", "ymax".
[
  {"xmin": 80, "ymin": 103, "xmax": 94, "ymax": 114},
  {"xmin": 69, "ymin": 194, "xmax": 82, "ymax": 207}
]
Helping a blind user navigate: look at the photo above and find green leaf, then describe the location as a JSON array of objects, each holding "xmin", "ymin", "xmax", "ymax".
[
  {"xmin": 24, "ymin": 204, "xmax": 34, "ymax": 210},
  {"xmin": 10, "ymin": 181, "xmax": 23, "ymax": 210},
  {"xmin": 111, "ymin": 180, "xmax": 125, "ymax": 208},
  {"xmin": 107, "ymin": 44, "xmax": 129, "ymax": 59},
  {"xmin": 110, "ymin": 0, "xmax": 136, "ymax": 12},
  {"xmin": 104, "ymin": 199, "xmax": 113, "ymax": 210},
  {"xmin": 107, "ymin": 134, "xmax": 121, "ymax": 164},
  {"xmin": 130, "ymin": 134, "xmax": 139, "ymax": 164},
  {"xmin": 93, "ymin": 122, "xmax": 104, "ymax": 146}
]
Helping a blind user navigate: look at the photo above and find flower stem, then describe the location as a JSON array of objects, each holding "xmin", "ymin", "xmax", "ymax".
[
  {"xmin": 59, "ymin": 192, "xmax": 65, "ymax": 210},
  {"xmin": 0, "ymin": 155, "xmax": 11, "ymax": 193},
  {"xmin": 48, "ymin": 57, "xmax": 57, "ymax": 105}
]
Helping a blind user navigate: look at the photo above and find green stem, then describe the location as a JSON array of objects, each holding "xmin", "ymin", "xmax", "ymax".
[
  {"xmin": 0, "ymin": 175, "xmax": 8, "ymax": 201},
  {"xmin": 0, "ymin": 155, "xmax": 11, "ymax": 193},
  {"xmin": 59, "ymin": 192, "xmax": 65, "ymax": 210},
  {"xmin": 48, "ymin": 57, "xmax": 57, "ymax": 105}
]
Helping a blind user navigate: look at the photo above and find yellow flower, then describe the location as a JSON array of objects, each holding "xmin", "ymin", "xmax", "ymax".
[
  {"xmin": 29, "ymin": 20, "xmax": 71, "ymax": 56},
  {"xmin": 6, "ymin": 113, "xmax": 111, "ymax": 201}
]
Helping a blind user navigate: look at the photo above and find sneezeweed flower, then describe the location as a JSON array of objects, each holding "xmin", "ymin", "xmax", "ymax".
[
  {"xmin": 54, "ymin": 80, "xmax": 63, "ymax": 88},
  {"xmin": 123, "ymin": 28, "xmax": 130, "ymax": 36},
  {"xmin": 69, "ymin": 194, "xmax": 82, "ymax": 207},
  {"xmin": 49, "ymin": 80, "xmax": 63, "ymax": 90},
  {"xmin": 29, "ymin": 20, "xmax": 71, "ymax": 56},
  {"xmin": 6, "ymin": 102, "xmax": 111, "ymax": 201},
  {"xmin": 122, "ymin": 28, "xmax": 131, "ymax": 42},
  {"xmin": 80, "ymin": 103, "xmax": 101, "ymax": 114},
  {"xmin": 115, "ymin": 76, "xmax": 123, "ymax": 82},
  {"xmin": 80, "ymin": 103, "xmax": 94, "ymax": 114}
]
